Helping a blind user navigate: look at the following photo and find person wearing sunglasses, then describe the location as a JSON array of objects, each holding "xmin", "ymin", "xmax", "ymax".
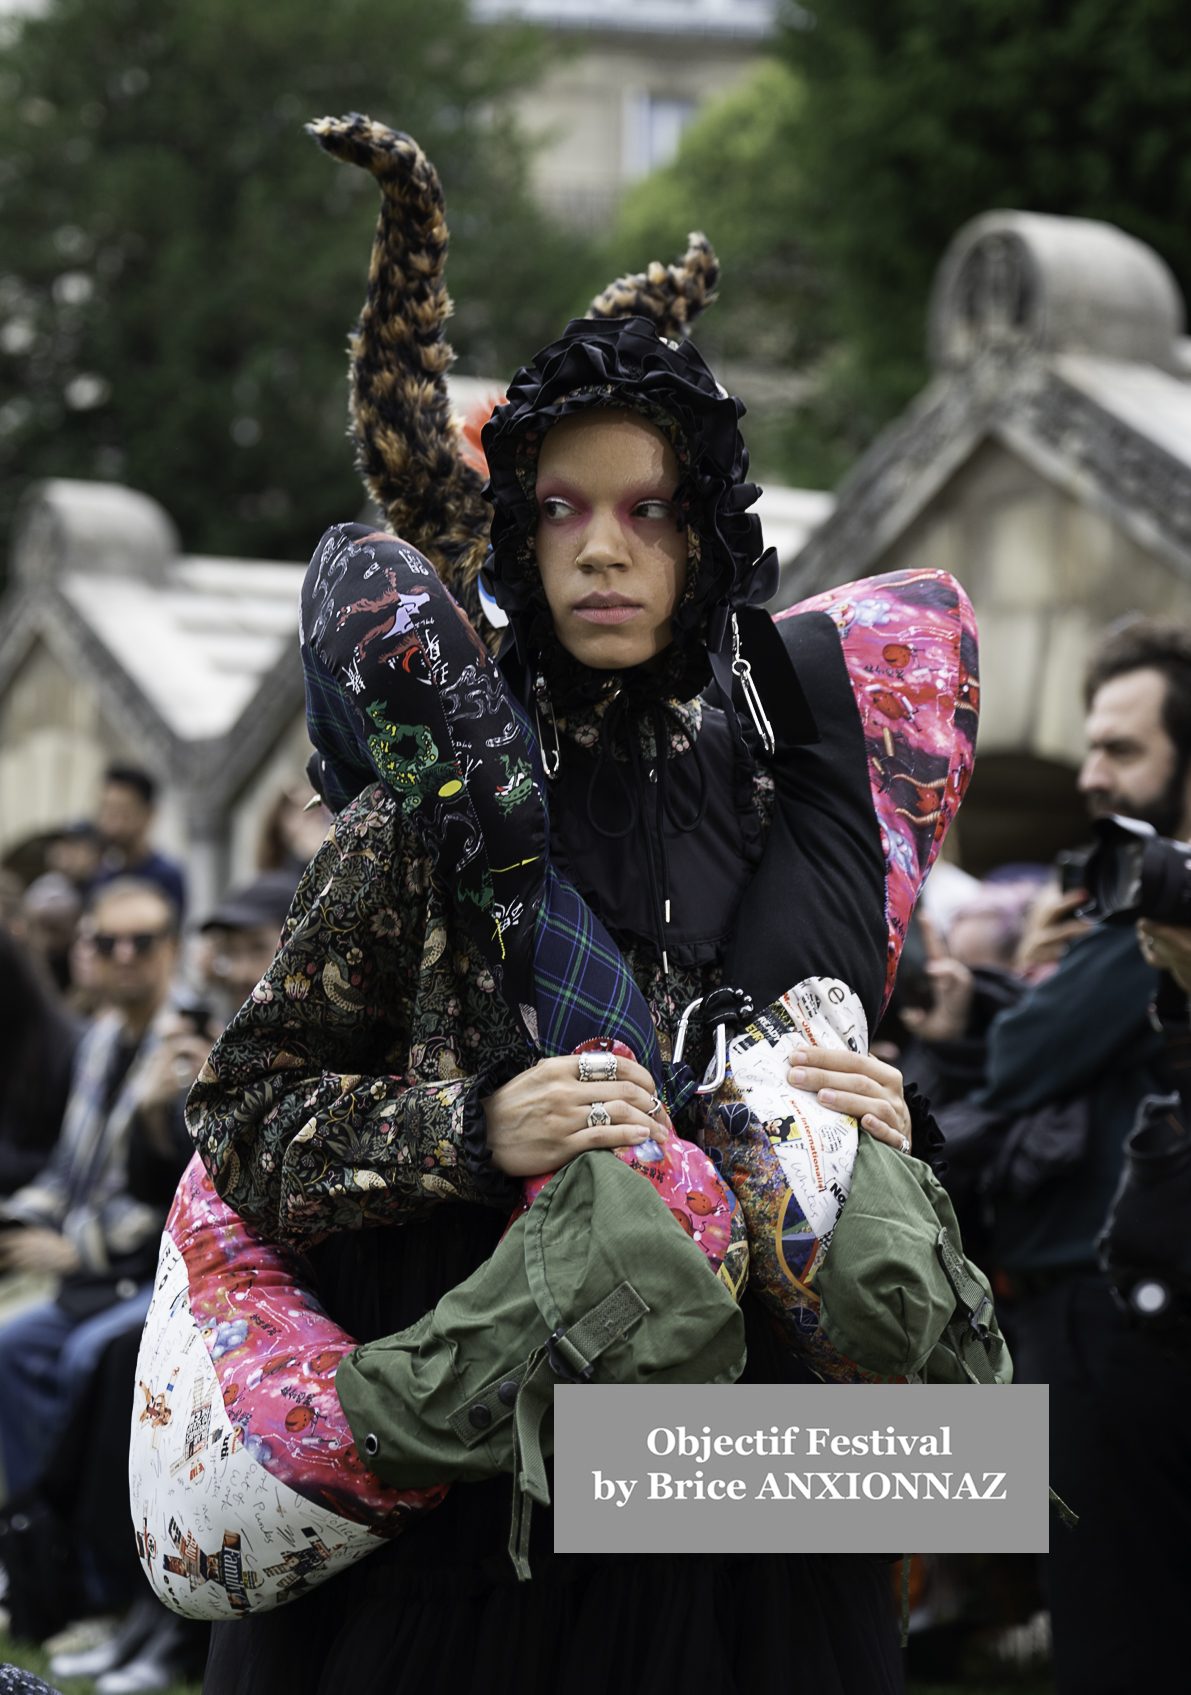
[{"xmin": 0, "ymin": 878, "xmax": 190, "ymax": 1498}]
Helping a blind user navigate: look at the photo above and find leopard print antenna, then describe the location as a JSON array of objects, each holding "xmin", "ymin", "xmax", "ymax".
[
  {"xmin": 587, "ymin": 232, "xmax": 720, "ymax": 343},
  {"xmin": 306, "ymin": 114, "xmax": 491, "ymax": 612}
]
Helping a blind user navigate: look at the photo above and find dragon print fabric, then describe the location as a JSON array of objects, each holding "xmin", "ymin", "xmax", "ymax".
[{"xmin": 301, "ymin": 522, "xmax": 675, "ymax": 1097}]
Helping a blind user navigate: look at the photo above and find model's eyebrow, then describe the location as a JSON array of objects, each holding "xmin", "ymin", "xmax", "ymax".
[
  {"xmin": 534, "ymin": 477, "xmax": 678, "ymax": 504},
  {"xmin": 534, "ymin": 478, "xmax": 588, "ymax": 504}
]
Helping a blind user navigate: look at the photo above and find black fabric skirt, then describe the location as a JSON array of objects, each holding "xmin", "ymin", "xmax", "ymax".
[
  {"xmin": 203, "ymin": 1517, "xmax": 902, "ymax": 1695},
  {"xmin": 203, "ymin": 1245, "xmax": 903, "ymax": 1695}
]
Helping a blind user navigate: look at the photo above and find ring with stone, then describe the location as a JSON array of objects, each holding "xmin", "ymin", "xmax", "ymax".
[
  {"xmin": 578, "ymin": 1052, "xmax": 617, "ymax": 1084},
  {"xmin": 586, "ymin": 1102, "xmax": 612, "ymax": 1128},
  {"xmin": 897, "ymin": 1133, "xmax": 911, "ymax": 1155}
]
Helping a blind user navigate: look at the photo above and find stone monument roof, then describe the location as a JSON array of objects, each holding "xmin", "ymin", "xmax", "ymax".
[{"xmin": 778, "ymin": 210, "xmax": 1191, "ymax": 606}]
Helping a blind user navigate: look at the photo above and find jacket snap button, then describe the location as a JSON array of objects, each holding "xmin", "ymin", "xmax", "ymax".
[
  {"xmin": 364, "ymin": 1433, "xmax": 379, "ymax": 1457},
  {"xmin": 469, "ymin": 1402, "xmax": 492, "ymax": 1429},
  {"xmin": 497, "ymin": 1379, "xmax": 519, "ymax": 1407}
]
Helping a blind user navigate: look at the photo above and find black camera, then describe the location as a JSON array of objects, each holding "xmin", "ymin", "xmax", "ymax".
[
  {"xmin": 1073, "ymin": 814, "xmax": 1191, "ymax": 926},
  {"xmin": 1099, "ymin": 1092, "xmax": 1191, "ymax": 1361}
]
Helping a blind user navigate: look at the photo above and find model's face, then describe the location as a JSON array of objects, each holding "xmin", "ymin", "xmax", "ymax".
[
  {"xmin": 1079, "ymin": 668, "xmax": 1187, "ymax": 834},
  {"xmin": 534, "ymin": 410, "xmax": 688, "ymax": 672}
]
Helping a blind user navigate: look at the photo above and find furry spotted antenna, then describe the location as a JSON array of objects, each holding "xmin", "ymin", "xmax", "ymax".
[
  {"xmin": 587, "ymin": 233, "xmax": 720, "ymax": 343},
  {"xmin": 306, "ymin": 114, "xmax": 492, "ymax": 610}
]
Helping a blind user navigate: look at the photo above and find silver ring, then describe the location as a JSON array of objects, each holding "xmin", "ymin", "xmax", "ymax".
[
  {"xmin": 586, "ymin": 1102, "xmax": 612, "ymax": 1127},
  {"xmin": 897, "ymin": 1133, "xmax": 911, "ymax": 1156},
  {"xmin": 579, "ymin": 1052, "xmax": 617, "ymax": 1083},
  {"xmin": 647, "ymin": 1096, "xmax": 662, "ymax": 1117}
]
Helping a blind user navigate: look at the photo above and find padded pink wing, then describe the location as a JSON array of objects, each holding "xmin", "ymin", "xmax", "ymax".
[{"xmin": 777, "ymin": 569, "xmax": 979, "ymax": 1007}]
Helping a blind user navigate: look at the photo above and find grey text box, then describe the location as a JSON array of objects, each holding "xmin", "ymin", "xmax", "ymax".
[{"xmin": 554, "ymin": 1384, "xmax": 1049, "ymax": 1554}]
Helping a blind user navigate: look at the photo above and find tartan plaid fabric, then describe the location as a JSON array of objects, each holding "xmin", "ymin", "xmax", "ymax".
[
  {"xmin": 302, "ymin": 644, "xmax": 374, "ymax": 814},
  {"xmin": 299, "ymin": 528, "xmax": 697, "ymax": 1105},
  {"xmin": 532, "ymin": 861, "xmax": 665, "ymax": 1085}
]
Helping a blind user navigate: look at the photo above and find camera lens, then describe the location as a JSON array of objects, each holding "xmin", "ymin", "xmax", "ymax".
[{"xmin": 1130, "ymin": 1278, "xmax": 1172, "ymax": 1318}]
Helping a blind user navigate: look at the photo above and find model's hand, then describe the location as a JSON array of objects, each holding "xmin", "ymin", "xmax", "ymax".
[
  {"xmin": 787, "ymin": 1047, "xmax": 913, "ymax": 1152},
  {"xmin": 1138, "ymin": 919, "xmax": 1191, "ymax": 995},
  {"xmin": 484, "ymin": 1054, "xmax": 659, "ymax": 1178},
  {"xmin": 0, "ymin": 1227, "xmax": 81, "ymax": 1275},
  {"xmin": 1015, "ymin": 886, "xmax": 1091, "ymax": 971}
]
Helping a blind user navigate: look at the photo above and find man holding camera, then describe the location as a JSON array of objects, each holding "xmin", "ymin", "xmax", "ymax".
[{"xmin": 975, "ymin": 621, "xmax": 1191, "ymax": 1695}]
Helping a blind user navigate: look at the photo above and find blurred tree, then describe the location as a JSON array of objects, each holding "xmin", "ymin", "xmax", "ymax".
[
  {"xmin": 781, "ymin": 0, "xmax": 1191, "ymax": 425},
  {"xmin": 0, "ymin": 0, "xmax": 595, "ymax": 569},
  {"xmin": 609, "ymin": 2, "xmax": 1191, "ymax": 491},
  {"xmin": 604, "ymin": 58, "xmax": 880, "ymax": 490}
]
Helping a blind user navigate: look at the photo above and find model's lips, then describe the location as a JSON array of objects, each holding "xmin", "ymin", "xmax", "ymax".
[{"xmin": 571, "ymin": 594, "xmax": 644, "ymax": 626}]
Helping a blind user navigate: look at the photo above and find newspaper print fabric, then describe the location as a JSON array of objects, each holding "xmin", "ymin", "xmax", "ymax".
[
  {"xmin": 777, "ymin": 567, "xmax": 979, "ymax": 1007},
  {"xmin": 724, "ymin": 979, "xmax": 866, "ymax": 1256},
  {"xmin": 130, "ymin": 1156, "xmax": 444, "ymax": 1618},
  {"xmin": 701, "ymin": 978, "xmax": 887, "ymax": 1385}
]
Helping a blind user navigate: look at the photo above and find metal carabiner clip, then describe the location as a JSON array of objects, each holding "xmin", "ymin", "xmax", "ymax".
[
  {"xmin": 672, "ymin": 995, "xmax": 729, "ymax": 1095},
  {"xmin": 533, "ymin": 674, "xmax": 562, "ymax": 780},
  {"xmin": 731, "ymin": 611, "xmax": 775, "ymax": 756}
]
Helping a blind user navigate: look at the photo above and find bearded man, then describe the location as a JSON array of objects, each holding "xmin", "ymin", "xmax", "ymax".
[{"xmin": 975, "ymin": 619, "xmax": 1191, "ymax": 1695}]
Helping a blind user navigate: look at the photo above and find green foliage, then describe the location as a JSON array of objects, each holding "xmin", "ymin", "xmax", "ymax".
[
  {"xmin": 0, "ymin": 0, "xmax": 595, "ymax": 566},
  {"xmin": 781, "ymin": 0, "xmax": 1191, "ymax": 421},
  {"xmin": 612, "ymin": 61, "xmax": 813, "ymax": 366},
  {"xmin": 604, "ymin": 59, "xmax": 876, "ymax": 490},
  {"xmin": 606, "ymin": 2, "xmax": 1191, "ymax": 491}
]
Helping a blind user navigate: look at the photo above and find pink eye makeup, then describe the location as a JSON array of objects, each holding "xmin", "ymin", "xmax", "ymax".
[{"xmin": 535, "ymin": 482, "xmax": 677, "ymax": 524}]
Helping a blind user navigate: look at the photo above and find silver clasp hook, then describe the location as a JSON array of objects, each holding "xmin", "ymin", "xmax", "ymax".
[
  {"xmin": 731, "ymin": 612, "xmax": 775, "ymax": 756},
  {"xmin": 533, "ymin": 674, "xmax": 562, "ymax": 780},
  {"xmin": 672, "ymin": 995, "xmax": 729, "ymax": 1095}
]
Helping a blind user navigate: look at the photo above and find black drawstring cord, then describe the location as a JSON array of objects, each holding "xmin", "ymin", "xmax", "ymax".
[
  {"xmin": 585, "ymin": 693, "xmax": 637, "ymax": 841},
  {"xmin": 580, "ymin": 693, "xmax": 710, "ymax": 979},
  {"xmin": 625, "ymin": 719, "xmax": 671, "ymax": 975}
]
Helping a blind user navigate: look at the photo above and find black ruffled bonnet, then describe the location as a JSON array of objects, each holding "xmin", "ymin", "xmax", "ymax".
[{"xmin": 480, "ymin": 316, "xmax": 779, "ymax": 704}]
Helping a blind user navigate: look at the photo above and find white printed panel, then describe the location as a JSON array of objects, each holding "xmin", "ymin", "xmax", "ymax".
[
  {"xmin": 129, "ymin": 1234, "xmax": 384, "ymax": 1619},
  {"xmin": 722, "ymin": 977, "xmax": 865, "ymax": 1242}
]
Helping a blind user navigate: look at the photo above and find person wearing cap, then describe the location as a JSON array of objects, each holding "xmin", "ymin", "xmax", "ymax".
[{"xmin": 195, "ymin": 869, "xmax": 302, "ymax": 1023}]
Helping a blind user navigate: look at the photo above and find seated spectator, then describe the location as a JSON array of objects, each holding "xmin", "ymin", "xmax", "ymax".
[
  {"xmin": 0, "ymin": 928, "xmax": 78, "ymax": 1197},
  {"xmin": 257, "ymin": 778, "xmax": 331, "ymax": 875},
  {"xmin": 195, "ymin": 869, "xmax": 300, "ymax": 1023},
  {"xmin": 21, "ymin": 872, "xmax": 83, "ymax": 995},
  {"xmin": 91, "ymin": 766, "xmax": 186, "ymax": 920},
  {"xmin": 0, "ymin": 878, "xmax": 196, "ymax": 1497},
  {"xmin": 45, "ymin": 822, "xmax": 102, "ymax": 892}
]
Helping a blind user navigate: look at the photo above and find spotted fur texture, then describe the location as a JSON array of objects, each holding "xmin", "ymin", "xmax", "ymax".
[
  {"xmin": 306, "ymin": 115, "xmax": 490, "ymax": 610},
  {"xmin": 587, "ymin": 233, "xmax": 719, "ymax": 342}
]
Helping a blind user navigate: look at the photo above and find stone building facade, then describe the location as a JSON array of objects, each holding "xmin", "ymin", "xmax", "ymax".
[
  {"xmin": 474, "ymin": 0, "xmax": 775, "ymax": 229},
  {"xmin": 775, "ymin": 211, "xmax": 1191, "ymax": 873},
  {"xmin": 0, "ymin": 478, "xmax": 310, "ymax": 919}
]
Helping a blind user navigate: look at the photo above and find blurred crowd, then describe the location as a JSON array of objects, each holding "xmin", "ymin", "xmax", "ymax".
[
  {"xmin": 0, "ymin": 764, "xmax": 329, "ymax": 1692},
  {"xmin": 1, "ymin": 624, "xmax": 1189, "ymax": 1695},
  {"xmin": 878, "ymin": 620, "xmax": 1191, "ymax": 1694}
]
